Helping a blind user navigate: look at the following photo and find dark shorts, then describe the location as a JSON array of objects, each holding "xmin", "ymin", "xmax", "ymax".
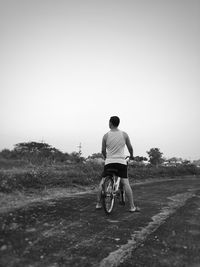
[{"xmin": 102, "ymin": 163, "xmax": 128, "ymax": 178}]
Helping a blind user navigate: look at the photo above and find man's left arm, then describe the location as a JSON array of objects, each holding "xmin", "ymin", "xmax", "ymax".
[{"xmin": 124, "ymin": 132, "xmax": 134, "ymax": 159}]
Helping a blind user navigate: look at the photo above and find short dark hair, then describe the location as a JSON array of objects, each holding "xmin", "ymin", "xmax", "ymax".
[{"xmin": 110, "ymin": 116, "xmax": 120, "ymax": 127}]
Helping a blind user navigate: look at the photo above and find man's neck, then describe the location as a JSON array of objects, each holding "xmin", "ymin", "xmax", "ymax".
[{"xmin": 110, "ymin": 127, "xmax": 118, "ymax": 131}]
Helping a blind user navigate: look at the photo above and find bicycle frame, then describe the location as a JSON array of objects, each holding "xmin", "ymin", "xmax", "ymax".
[{"xmin": 112, "ymin": 175, "xmax": 121, "ymax": 194}]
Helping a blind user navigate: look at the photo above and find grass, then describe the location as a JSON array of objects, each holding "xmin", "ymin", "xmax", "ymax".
[
  {"xmin": 0, "ymin": 160, "xmax": 199, "ymax": 213},
  {"xmin": 0, "ymin": 162, "xmax": 102, "ymax": 193},
  {"xmin": 0, "ymin": 160, "xmax": 199, "ymax": 194}
]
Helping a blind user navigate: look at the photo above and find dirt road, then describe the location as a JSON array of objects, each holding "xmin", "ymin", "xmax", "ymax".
[{"xmin": 0, "ymin": 176, "xmax": 200, "ymax": 267}]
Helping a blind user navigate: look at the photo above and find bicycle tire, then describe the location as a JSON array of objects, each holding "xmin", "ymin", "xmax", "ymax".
[{"xmin": 102, "ymin": 176, "xmax": 115, "ymax": 215}]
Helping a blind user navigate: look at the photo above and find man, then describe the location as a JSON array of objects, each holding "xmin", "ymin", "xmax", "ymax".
[{"xmin": 96, "ymin": 116, "xmax": 140, "ymax": 212}]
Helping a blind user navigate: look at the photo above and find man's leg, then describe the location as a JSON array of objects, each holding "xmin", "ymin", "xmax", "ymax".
[
  {"xmin": 121, "ymin": 178, "xmax": 139, "ymax": 212},
  {"xmin": 96, "ymin": 178, "xmax": 104, "ymax": 209}
]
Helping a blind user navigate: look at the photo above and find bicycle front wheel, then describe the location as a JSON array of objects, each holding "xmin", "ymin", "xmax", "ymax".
[{"xmin": 102, "ymin": 176, "xmax": 115, "ymax": 215}]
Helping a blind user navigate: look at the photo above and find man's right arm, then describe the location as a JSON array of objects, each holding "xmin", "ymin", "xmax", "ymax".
[{"xmin": 101, "ymin": 134, "xmax": 107, "ymax": 159}]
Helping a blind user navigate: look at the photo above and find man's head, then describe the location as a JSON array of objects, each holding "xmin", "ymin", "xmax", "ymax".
[{"xmin": 109, "ymin": 116, "xmax": 120, "ymax": 128}]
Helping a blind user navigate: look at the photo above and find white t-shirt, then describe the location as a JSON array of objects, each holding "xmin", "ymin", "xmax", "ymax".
[{"xmin": 104, "ymin": 129, "xmax": 127, "ymax": 165}]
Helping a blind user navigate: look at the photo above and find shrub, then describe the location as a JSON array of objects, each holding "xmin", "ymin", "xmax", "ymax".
[{"xmin": 0, "ymin": 159, "xmax": 28, "ymax": 169}]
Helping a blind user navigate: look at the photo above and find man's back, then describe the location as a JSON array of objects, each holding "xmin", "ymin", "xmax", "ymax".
[{"xmin": 104, "ymin": 129, "xmax": 126, "ymax": 165}]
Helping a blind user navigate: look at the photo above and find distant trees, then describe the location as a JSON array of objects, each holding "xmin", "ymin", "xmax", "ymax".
[
  {"xmin": 166, "ymin": 157, "xmax": 183, "ymax": 166},
  {"xmin": 14, "ymin": 141, "xmax": 56, "ymax": 155},
  {"xmin": 87, "ymin": 153, "xmax": 104, "ymax": 159},
  {"xmin": 0, "ymin": 142, "xmax": 197, "ymax": 169},
  {"xmin": 0, "ymin": 149, "xmax": 17, "ymax": 159},
  {"xmin": 146, "ymin": 148, "xmax": 164, "ymax": 166},
  {"xmin": 134, "ymin": 156, "xmax": 148, "ymax": 162},
  {"xmin": 69, "ymin": 151, "xmax": 85, "ymax": 163},
  {"xmin": 192, "ymin": 159, "xmax": 200, "ymax": 167},
  {"xmin": 13, "ymin": 142, "xmax": 65, "ymax": 163},
  {"xmin": 0, "ymin": 142, "xmax": 71, "ymax": 164}
]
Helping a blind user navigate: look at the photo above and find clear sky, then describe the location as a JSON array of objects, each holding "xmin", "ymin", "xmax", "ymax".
[{"xmin": 1, "ymin": 0, "xmax": 200, "ymax": 160}]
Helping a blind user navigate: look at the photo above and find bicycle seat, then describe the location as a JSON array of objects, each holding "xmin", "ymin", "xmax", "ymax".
[{"xmin": 105, "ymin": 168, "xmax": 118, "ymax": 176}]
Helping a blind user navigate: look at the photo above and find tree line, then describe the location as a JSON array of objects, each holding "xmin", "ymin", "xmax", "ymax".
[
  {"xmin": 0, "ymin": 142, "xmax": 82, "ymax": 164},
  {"xmin": 0, "ymin": 141, "xmax": 193, "ymax": 166}
]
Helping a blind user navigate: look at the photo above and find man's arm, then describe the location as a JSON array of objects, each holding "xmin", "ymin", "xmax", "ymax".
[
  {"xmin": 124, "ymin": 132, "xmax": 134, "ymax": 159},
  {"xmin": 101, "ymin": 134, "xmax": 107, "ymax": 159}
]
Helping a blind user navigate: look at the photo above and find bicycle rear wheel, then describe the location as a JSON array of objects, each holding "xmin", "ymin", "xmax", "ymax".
[{"xmin": 102, "ymin": 176, "xmax": 115, "ymax": 215}]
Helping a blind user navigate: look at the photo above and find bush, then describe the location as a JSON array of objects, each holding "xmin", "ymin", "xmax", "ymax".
[
  {"xmin": 128, "ymin": 164, "xmax": 200, "ymax": 182},
  {"xmin": 0, "ymin": 159, "xmax": 28, "ymax": 169},
  {"xmin": 0, "ymin": 163, "xmax": 102, "ymax": 193},
  {"xmin": 0, "ymin": 169, "xmax": 47, "ymax": 192}
]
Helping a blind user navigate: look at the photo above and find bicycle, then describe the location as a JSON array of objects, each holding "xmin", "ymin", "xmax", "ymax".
[{"xmin": 101, "ymin": 156, "xmax": 130, "ymax": 215}]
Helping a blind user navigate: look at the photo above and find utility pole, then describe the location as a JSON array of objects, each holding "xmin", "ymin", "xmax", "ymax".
[{"xmin": 77, "ymin": 142, "xmax": 82, "ymax": 156}]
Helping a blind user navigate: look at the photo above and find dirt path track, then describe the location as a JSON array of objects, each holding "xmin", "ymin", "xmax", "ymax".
[{"xmin": 0, "ymin": 176, "xmax": 200, "ymax": 267}]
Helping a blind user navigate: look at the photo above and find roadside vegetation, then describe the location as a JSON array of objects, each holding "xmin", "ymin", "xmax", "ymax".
[{"xmin": 0, "ymin": 142, "xmax": 199, "ymax": 194}]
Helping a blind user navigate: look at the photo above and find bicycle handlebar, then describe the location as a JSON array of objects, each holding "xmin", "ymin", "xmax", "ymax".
[{"xmin": 125, "ymin": 156, "xmax": 134, "ymax": 161}]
